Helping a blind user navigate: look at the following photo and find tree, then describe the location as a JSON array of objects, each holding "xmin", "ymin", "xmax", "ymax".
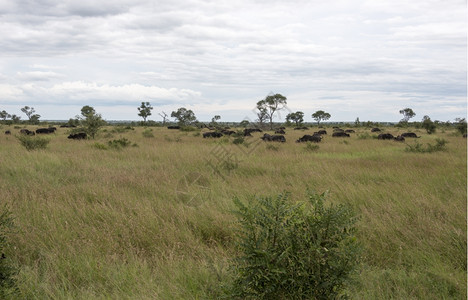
[
  {"xmin": 355, "ymin": 117, "xmax": 361, "ymax": 127},
  {"xmin": 171, "ymin": 107, "xmax": 197, "ymax": 126},
  {"xmin": 312, "ymin": 110, "xmax": 331, "ymax": 126},
  {"xmin": 422, "ymin": 115, "xmax": 436, "ymax": 134},
  {"xmin": 21, "ymin": 106, "xmax": 40, "ymax": 124},
  {"xmin": 137, "ymin": 102, "xmax": 153, "ymax": 123},
  {"xmin": 0, "ymin": 111, "xmax": 10, "ymax": 123},
  {"xmin": 210, "ymin": 115, "xmax": 221, "ymax": 126},
  {"xmin": 255, "ymin": 106, "xmax": 269, "ymax": 127},
  {"xmin": 79, "ymin": 105, "xmax": 105, "ymax": 139},
  {"xmin": 455, "ymin": 118, "xmax": 467, "ymax": 135},
  {"xmin": 239, "ymin": 120, "xmax": 250, "ymax": 128},
  {"xmin": 159, "ymin": 112, "xmax": 168, "ymax": 125},
  {"xmin": 10, "ymin": 115, "xmax": 21, "ymax": 124},
  {"xmin": 257, "ymin": 93, "xmax": 287, "ymax": 130},
  {"xmin": 399, "ymin": 108, "xmax": 416, "ymax": 123},
  {"xmin": 286, "ymin": 111, "xmax": 304, "ymax": 127}
]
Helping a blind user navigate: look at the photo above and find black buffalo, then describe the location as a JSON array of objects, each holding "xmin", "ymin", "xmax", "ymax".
[
  {"xmin": 401, "ymin": 132, "xmax": 420, "ymax": 138},
  {"xmin": 314, "ymin": 130, "xmax": 327, "ymax": 135},
  {"xmin": 275, "ymin": 129, "xmax": 286, "ymax": 134},
  {"xmin": 36, "ymin": 127, "xmax": 56, "ymax": 134},
  {"xmin": 345, "ymin": 129, "xmax": 355, "ymax": 133},
  {"xmin": 20, "ymin": 129, "xmax": 35, "ymax": 136},
  {"xmin": 332, "ymin": 132, "xmax": 350, "ymax": 137},
  {"xmin": 394, "ymin": 135, "xmax": 405, "ymax": 142},
  {"xmin": 296, "ymin": 134, "xmax": 322, "ymax": 143},
  {"xmin": 371, "ymin": 128, "xmax": 381, "ymax": 132},
  {"xmin": 261, "ymin": 133, "xmax": 286, "ymax": 142},
  {"xmin": 244, "ymin": 128, "xmax": 262, "ymax": 136},
  {"xmin": 68, "ymin": 132, "xmax": 87, "ymax": 140},
  {"xmin": 167, "ymin": 126, "xmax": 180, "ymax": 130},
  {"xmin": 221, "ymin": 130, "xmax": 236, "ymax": 136},
  {"xmin": 378, "ymin": 133, "xmax": 394, "ymax": 140},
  {"xmin": 4, "ymin": 130, "xmax": 11, "ymax": 135},
  {"xmin": 203, "ymin": 132, "xmax": 223, "ymax": 138}
]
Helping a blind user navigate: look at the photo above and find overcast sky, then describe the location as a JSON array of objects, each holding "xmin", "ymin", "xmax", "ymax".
[{"xmin": 0, "ymin": 0, "xmax": 466, "ymax": 122}]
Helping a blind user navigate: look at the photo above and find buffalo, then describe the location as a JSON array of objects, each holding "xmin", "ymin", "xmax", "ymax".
[
  {"xmin": 60, "ymin": 124, "xmax": 77, "ymax": 128},
  {"xmin": 68, "ymin": 132, "xmax": 87, "ymax": 140},
  {"xmin": 4, "ymin": 130, "xmax": 11, "ymax": 135},
  {"xmin": 167, "ymin": 126, "xmax": 180, "ymax": 130},
  {"xmin": 345, "ymin": 129, "xmax": 355, "ymax": 133},
  {"xmin": 261, "ymin": 133, "xmax": 286, "ymax": 142},
  {"xmin": 36, "ymin": 127, "xmax": 56, "ymax": 134},
  {"xmin": 221, "ymin": 130, "xmax": 236, "ymax": 136},
  {"xmin": 203, "ymin": 132, "xmax": 223, "ymax": 138},
  {"xmin": 378, "ymin": 133, "xmax": 394, "ymax": 140},
  {"xmin": 244, "ymin": 128, "xmax": 262, "ymax": 136},
  {"xmin": 315, "ymin": 130, "xmax": 327, "ymax": 135},
  {"xmin": 296, "ymin": 134, "xmax": 322, "ymax": 143},
  {"xmin": 401, "ymin": 132, "xmax": 420, "ymax": 138},
  {"xmin": 371, "ymin": 128, "xmax": 381, "ymax": 132},
  {"xmin": 332, "ymin": 132, "xmax": 350, "ymax": 137},
  {"xmin": 20, "ymin": 129, "xmax": 35, "ymax": 136},
  {"xmin": 394, "ymin": 135, "xmax": 405, "ymax": 142},
  {"xmin": 275, "ymin": 129, "xmax": 286, "ymax": 134}
]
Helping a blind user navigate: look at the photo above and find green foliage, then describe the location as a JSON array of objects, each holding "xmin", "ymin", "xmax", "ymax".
[
  {"xmin": 16, "ymin": 135, "xmax": 50, "ymax": 151},
  {"xmin": 286, "ymin": 111, "xmax": 304, "ymax": 127},
  {"xmin": 312, "ymin": 110, "xmax": 331, "ymax": 126},
  {"xmin": 142, "ymin": 128, "xmax": 154, "ymax": 138},
  {"xmin": 232, "ymin": 137, "xmax": 245, "ymax": 145},
  {"xmin": 229, "ymin": 191, "xmax": 361, "ymax": 299},
  {"xmin": 171, "ymin": 108, "xmax": 197, "ymax": 126},
  {"xmin": 0, "ymin": 206, "xmax": 17, "ymax": 298},
  {"xmin": 112, "ymin": 126, "xmax": 134, "ymax": 133},
  {"xmin": 239, "ymin": 120, "xmax": 250, "ymax": 128},
  {"xmin": 455, "ymin": 118, "xmax": 467, "ymax": 135},
  {"xmin": 79, "ymin": 106, "xmax": 106, "ymax": 139},
  {"xmin": 405, "ymin": 138, "xmax": 448, "ymax": 153},
  {"xmin": 137, "ymin": 102, "xmax": 153, "ymax": 123},
  {"xmin": 257, "ymin": 93, "xmax": 287, "ymax": 129},
  {"xmin": 179, "ymin": 126, "xmax": 198, "ymax": 132},
  {"xmin": 422, "ymin": 116, "xmax": 436, "ymax": 134},
  {"xmin": 304, "ymin": 142, "xmax": 319, "ymax": 152},
  {"xmin": 399, "ymin": 108, "xmax": 416, "ymax": 123},
  {"xmin": 92, "ymin": 142, "xmax": 108, "ymax": 150},
  {"xmin": 107, "ymin": 138, "xmax": 133, "ymax": 150}
]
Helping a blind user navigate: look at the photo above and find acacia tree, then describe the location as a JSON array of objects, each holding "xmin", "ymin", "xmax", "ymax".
[
  {"xmin": 255, "ymin": 106, "xmax": 269, "ymax": 127},
  {"xmin": 79, "ymin": 105, "xmax": 106, "ymax": 139},
  {"xmin": 286, "ymin": 111, "xmax": 304, "ymax": 127},
  {"xmin": 399, "ymin": 108, "xmax": 416, "ymax": 123},
  {"xmin": 21, "ymin": 106, "xmax": 40, "ymax": 124},
  {"xmin": 0, "ymin": 110, "xmax": 10, "ymax": 123},
  {"xmin": 137, "ymin": 102, "xmax": 153, "ymax": 123},
  {"xmin": 210, "ymin": 115, "xmax": 221, "ymax": 126},
  {"xmin": 257, "ymin": 93, "xmax": 287, "ymax": 130},
  {"xmin": 312, "ymin": 110, "xmax": 331, "ymax": 126},
  {"xmin": 171, "ymin": 107, "xmax": 197, "ymax": 126}
]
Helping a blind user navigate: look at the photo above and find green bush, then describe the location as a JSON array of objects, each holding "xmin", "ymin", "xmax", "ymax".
[
  {"xmin": 92, "ymin": 142, "xmax": 108, "ymax": 150},
  {"xmin": 233, "ymin": 137, "xmax": 244, "ymax": 145},
  {"xmin": 107, "ymin": 138, "xmax": 132, "ymax": 150},
  {"xmin": 16, "ymin": 135, "xmax": 50, "ymax": 151},
  {"xmin": 0, "ymin": 207, "xmax": 17, "ymax": 298},
  {"xmin": 229, "ymin": 191, "xmax": 361, "ymax": 299},
  {"xmin": 405, "ymin": 138, "xmax": 448, "ymax": 153},
  {"xmin": 142, "ymin": 128, "xmax": 154, "ymax": 138},
  {"xmin": 304, "ymin": 142, "xmax": 319, "ymax": 152}
]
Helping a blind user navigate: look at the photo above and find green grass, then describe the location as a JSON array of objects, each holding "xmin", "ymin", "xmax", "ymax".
[{"xmin": 0, "ymin": 125, "xmax": 466, "ymax": 298}]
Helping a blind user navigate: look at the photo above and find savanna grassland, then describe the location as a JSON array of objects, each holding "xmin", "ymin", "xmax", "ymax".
[{"xmin": 0, "ymin": 124, "xmax": 466, "ymax": 299}]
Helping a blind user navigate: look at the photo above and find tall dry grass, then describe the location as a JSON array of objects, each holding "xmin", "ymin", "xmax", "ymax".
[{"xmin": 0, "ymin": 125, "xmax": 466, "ymax": 298}]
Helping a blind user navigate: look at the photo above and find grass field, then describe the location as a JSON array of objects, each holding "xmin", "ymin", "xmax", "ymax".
[{"xmin": 0, "ymin": 125, "xmax": 466, "ymax": 299}]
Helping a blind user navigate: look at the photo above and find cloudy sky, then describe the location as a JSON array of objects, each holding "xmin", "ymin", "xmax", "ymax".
[{"xmin": 0, "ymin": 0, "xmax": 466, "ymax": 122}]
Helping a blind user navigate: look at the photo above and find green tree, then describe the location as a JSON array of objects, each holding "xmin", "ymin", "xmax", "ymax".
[
  {"xmin": 0, "ymin": 110, "xmax": 10, "ymax": 124},
  {"xmin": 286, "ymin": 111, "xmax": 304, "ymax": 127},
  {"xmin": 455, "ymin": 118, "xmax": 467, "ymax": 135},
  {"xmin": 10, "ymin": 115, "xmax": 20, "ymax": 124},
  {"xmin": 171, "ymin": 107, "xmax": 197, "ymax": 126},
  {"xmin": 79, "ymin": 105, "xmax": 105, "ymax": 139},
  {"xmin": 239, "ymin": 120, "xmax": 250, "ymax": 128},
  {"xmin": 21, "ymin": 106, "xmax": 40, "ymax": 124},
  {"xmin": 210, "ymin": 115, "xmax": 221, "ymax": 126},
  {"xmin": 257, "ymin": 93, "xmax": 287, "ymax": 130},
  {"xmin": 312, "ymin": 110, "xmax": 331, "ymax": 126},
  {"xmin": 230, "ymin": 191, "xmax": 360, "ymax": 299},
  {"xmin": 399, "ymin": 108, "xmax": 416, "ymax": 123},
  {"xmin": 137, "ymin": 101, "xmax": 153, "ymax": 123},
  {"xmin": 422, "ymin": 115, "xmax": 436, "ymax": 134}
]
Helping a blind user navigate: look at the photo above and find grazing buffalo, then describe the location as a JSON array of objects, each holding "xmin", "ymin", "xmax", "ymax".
[
  {"xmin": 463, "ymin": 134, "xmax": 467, "ymax": 138},
  {"xmin": 244, "ymin": 128, "xmax": 262, "ymax": 136},
  {"xmin": 394, "ymin": 135, "xmax": 405, "ymax": 142},
  {"xmin": 167, "ymin": 126, "xmax": 180, "ymax": 130},
  {"xmin": 68, "ymin": 132, "xmax": 87, "ymax": 140},
  {"xmin": 275, "ymin": 129, "xmax": 286, "ymax": 134},
  {"xmin": 221, "ymin": 130, "xmax": 235, "ymax": 136},
  {"xmin": 60, "ymin": 124, "xmax": 77, "ymax": 128},
  {"xmin": 36, "ymin": 127, "xmax": 56, "ymax": 134},
  {"xmin": 20, "ymin": 129, "xmax": 35, "ymax": 136},
  {"xmin": 378, "ymin": 133, "xmax": 394, "ymax": 140},
  {"xmin": 371, "ymin": 128, "xmax": 381, "ymax": 132},
  {"xmin": 261, "ymin": 133, "xmax": 286, "ymax": 142},
  {"xmin": 294, "ymin": 126, "xmax": 309, "ymax": 130},
  {"xmin": 4, "ymin": 130, "xmax": 11, "ymax": 135},
  {"xmin": 203, "ymin": 131, "xmax": 223, "ymax": 138},
  {"xmin": 296, "ymin": 134, "xmax": 322, "ymax": 143},
  {"xmin": 315, "ymin": 130, "xmax": 327, "ymax": 135},
  {"xmin": 401, "ymin": 132, "xmax": 420, "ymax": 138},
  {"xmin": 345, "ymin": 129, "xmax": 355, "ymax": 133},
  {"xmin": 332, "ymin": 132, "xmax": 350, "ymax": 137}
]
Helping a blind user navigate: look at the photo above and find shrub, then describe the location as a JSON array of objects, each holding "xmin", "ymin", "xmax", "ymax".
[
  {"xmin": 233, "ymin": 137, "xmax": 244, "ymax": 145},
  {"xmin": 229, "ymin": 191, "xmax": 361, "ymax": 299},
  {"xmin": 92, "ymin": 142, "xmax": 108, "ymax": 150},
  {"xmin": 107, "ymin": 138, "xmax": 132, "ymax": 149},
  {"xmin": 16, "ymin": 135, "xmax": 49, "ymax": 151},
  {"xmin": 405, "ymin": 138, "xmax": 448, "ymax": 153},
  {"xmin": 0, "ymin": 207, "xmax": 17, "ymax": 297},
  {"xmin": 142, "ymin": 128, "xmax": 154, "ymax": 138},
  {"xmin": 304, "ymin": 142, "xmax": 319, "ymax": 152}
]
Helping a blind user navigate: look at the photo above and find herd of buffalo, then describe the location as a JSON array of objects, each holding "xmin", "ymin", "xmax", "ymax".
[{"xmin": 2, "ymin": 124, "xmax": 447, "ymax": 144}]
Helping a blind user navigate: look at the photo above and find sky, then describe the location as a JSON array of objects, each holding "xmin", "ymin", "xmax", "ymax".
[{"xmin": 0, "ymin": 0, "xmax": 466, "ymax": 123}]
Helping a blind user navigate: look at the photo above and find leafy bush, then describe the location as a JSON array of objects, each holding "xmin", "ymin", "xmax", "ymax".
[
  {"xmin": 229, "ymin": 191, "xmax": 361, "ymax": 299},
  {"xmin": 233, "ymin": 137, "xmax": 245, "ymax": 145},
  {"xmin": 0, "ymin": 207, "xmax": 17, "ymax": 298},
  {"xmin": 16, "ymin": 135, "xmax": 50, "ymax": 151},
  {"xmin": 142, "ymin": 128, "xmax": 154, "ymax": 138},
  {"xmin": 92, "ymin": 142, "xmax": 108, "ymax": 150},
  {"xmin": 405, "ymin": 138, "xmax": 448, "ymax": 153},
  {"xmin": 107, "ymin": 138, "xmax": 132, "ymax": 149}
]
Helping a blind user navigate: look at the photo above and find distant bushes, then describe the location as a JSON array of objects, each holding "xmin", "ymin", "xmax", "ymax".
[
  {"xmin": 405, "ymin": 138, "xmax": 448, "ymax": 153},
  {"xmin": 92, "ymin": 138, "xmax": 137, "ymax": 150},
  {"xmin": 228, "ymin": 191, "xmax": 361, "ymax": 299},
  {"xmin": 16, "ymin": 135, "xmax": 49, "ymax": 151}
]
